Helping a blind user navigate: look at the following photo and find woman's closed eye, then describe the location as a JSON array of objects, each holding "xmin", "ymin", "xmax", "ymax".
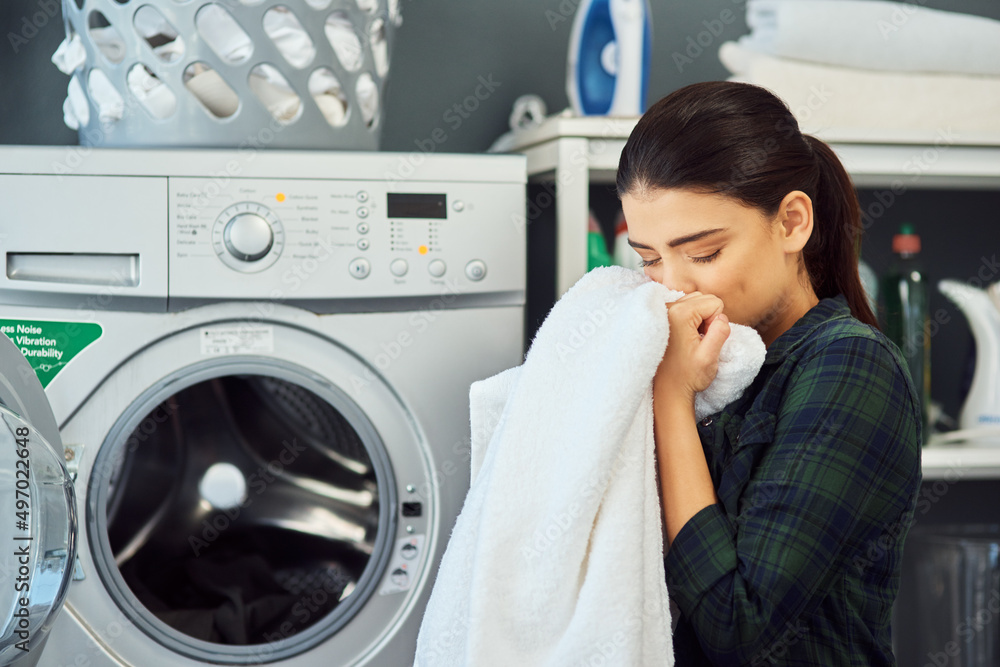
[
  {"xmin": 691, "ymin": 249, "xmax": 721, "ymax": 264},
  {"xmin": 640, "ymin": 249, "xmax": 721, "ymax": 267}
]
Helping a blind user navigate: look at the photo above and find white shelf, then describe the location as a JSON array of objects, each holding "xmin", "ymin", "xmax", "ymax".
[
  {"xmin": 921, "ymin": 442, "xmax": 1000, "ymax": 480},
  {"xmin": 505, "ymin": 114, "xmax": 1000, "ymax": 296}
]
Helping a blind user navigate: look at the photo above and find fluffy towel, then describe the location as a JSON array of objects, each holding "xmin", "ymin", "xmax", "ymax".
[
  {"xmin": 720, "ymin": 41, "xmax": 1000, "ymax": 144},
  {"xmin": 414, "ymin": 266, "xmax": 766, "ymax": 666},
  {"xmin": 740, "ymin": 0, "xmax": 1000, "ymax": 76}
]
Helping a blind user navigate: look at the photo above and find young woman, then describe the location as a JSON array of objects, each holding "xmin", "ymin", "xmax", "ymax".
[{"xmin": 617, "ymin": 81, "xmax": 922, "ymax": 665}]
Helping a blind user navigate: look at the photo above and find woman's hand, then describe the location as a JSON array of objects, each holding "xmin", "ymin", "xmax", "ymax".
[{"xmin": 654, "ymin": 292, "xmax": 731, "ymax": 405}]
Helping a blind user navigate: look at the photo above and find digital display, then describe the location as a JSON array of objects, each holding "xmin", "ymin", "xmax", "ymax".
[{"xmin": 387, "ymin": 193, "xmax": 447, "ymax": 219}]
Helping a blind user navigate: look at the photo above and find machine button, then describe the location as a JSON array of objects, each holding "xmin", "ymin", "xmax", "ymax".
[
  {"xmin": 465, "ymin": 260, "xmax": 487, "ymax": 281},
  {"xmin": 390, "ymin": 258, "xmax": 408, "ymax": 276},
  {"xmin": 356, "ymin": 190, "xmax": 369, "ymax": 202},
  {"xmin": 427, "ymin": 259, "xmax": 446, "ymax": 277},
  {"xmin": 356, "ymin": 222, "xmax": 370, "ymax": 234},
  {"xmin": 357, "ymin": 206, "xmax": 370, "ymax": 219},
  {"xmin": 452, "ymin": 200, "xmax": 465, "ymax": 212},
  {"xmin": 400, "ymin": 542, "xmax": 419, "ymax": 560},
  {"xmin": 390, "ymin": 567, "xmax": 409, "ymax": 587},
  {"xmin": 357, "ymin": 238, "xmax": 370, "ymax": 250},
  {"xmin": 348, "ymin": 258, "xmax": 371, "ymax": 279},
  {"xmin": 224, "ymin": 213, "xmax": 273, "ymax": 262}
]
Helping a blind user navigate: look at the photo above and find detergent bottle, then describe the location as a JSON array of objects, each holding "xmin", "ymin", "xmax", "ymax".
[
  {"xmin": 567, "ymin": 0, "xmax": 653, "ymax": 116},
  {"xmin": 587, "ymin": 211, "xmax": 613, "ymax": 270},
  {"xmin": 881, "ymin": 223, "xmax": 931, "ymax": 428}
]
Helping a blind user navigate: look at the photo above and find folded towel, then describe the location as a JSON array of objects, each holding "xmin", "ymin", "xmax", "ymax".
[
  {"xmin": 414, "ymin": 266, "xmax": 766, "ymax": 666},
  {"xmin": 740, "ymin": 0, "xmax": 1000, "ymax": 76},
  {"xmin": 720, "ymin": 41, "xmax": 1000, "ymax": 144}
]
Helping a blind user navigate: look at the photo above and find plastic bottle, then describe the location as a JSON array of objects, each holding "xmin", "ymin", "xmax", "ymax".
[
  {"xmin": 858, "ymin": 258, "xmax": 878, "ymax": 315},
  {"xmin": 587, "ymin": 211, "xmax": 613, "ymax": 270},
  {"xmin": 881, "ymin": 223, "xmax": 931, "ymax": 428},
  {"xmin": 612, "ymin": 210, "xmax": 644, "ymax": 271}
]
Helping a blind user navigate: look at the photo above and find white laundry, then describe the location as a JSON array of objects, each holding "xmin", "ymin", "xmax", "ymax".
[
  {"xmin": 126, "ymin": 65, "xmax": 177, "ymax": 119},
  {"xmin": 263, "ymin": 7, "xmax": 316, "ymax": 69},
  {"xmin": 89, "ymin": 25, "xmax": 125, "ymax": 64},
  {"xmin": 186, "ymin": 65, "xmax": 240, "ymax": 119},
  {"xmin": 51, "ymin": 33, "xmax": 85, "ymax": 75},
  {"xmin": 369, "ymin": 19, "xmax": 389, "ymax": 78},
  {"xmin": 196, "ymin": 3, "xmax": 254, "ymax": 65},
  {"xmin": 354, "ymin": 73, "xmax": 379, "ymax": 127},
  {"xmin": 740, "ymin": 0, "xmax": 1000, "ymax": 76},
  {"xmin": 86, "ymin": 69, "xmax": 125, "ymax": 125},
  {"xmin": 309, "ymin": 69, "xmax": 348, "ymax": 127},
  {"xmin": 248, "ymin": 65, "xmax": 301, "ymax": 123},
  {"xmin": 325, "ymin": 12, "xmax": 363, "ymax": 72},
  {"xmin": 133, "ymin": 5, "xmax": 185, "ymax": 64},
  {"xmin": 719, "ymin": 40, "xmax": 1000, "ymax": 143},
  {"xmin": 415, "ymin": 266, "xmax": 766, "ymax": 667},
  {"xmin": 64, "ymin": 75, "xmax": 90, "ymax": 130}
]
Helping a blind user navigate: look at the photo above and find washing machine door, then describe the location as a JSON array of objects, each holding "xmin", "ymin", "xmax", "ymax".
[{"xmin": 0, "ymin": 334, "xmax": 77, "ymax": 665}]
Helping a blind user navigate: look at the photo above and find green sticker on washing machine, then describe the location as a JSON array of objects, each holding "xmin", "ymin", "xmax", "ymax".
[{"xmin": 0, "ymin": 319, "xmax": 103, "ymax": 388}]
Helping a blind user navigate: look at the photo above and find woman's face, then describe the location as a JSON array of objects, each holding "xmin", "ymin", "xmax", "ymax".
[{"xmin": 620, "ymin": 187, "xmax": 816, "ymax": 345}]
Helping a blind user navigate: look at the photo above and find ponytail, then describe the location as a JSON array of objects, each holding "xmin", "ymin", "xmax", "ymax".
[
  {"xmin": 803, "ymin": 135, "xmax": 879, "ymax": 328},
  {"xmin": 617, "ymin": 81, "xmax": 879, "ymax": 329}
]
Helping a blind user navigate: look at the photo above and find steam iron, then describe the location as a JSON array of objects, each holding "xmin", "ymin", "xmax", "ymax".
[{"xmin": 567, "ymin": 0, "xmax": 652, "ymax": 116}]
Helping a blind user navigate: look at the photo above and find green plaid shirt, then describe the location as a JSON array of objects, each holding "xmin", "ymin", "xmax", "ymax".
[{"xmin": 665, "ymin": 294, "xmax": 922, "ymax": 666}]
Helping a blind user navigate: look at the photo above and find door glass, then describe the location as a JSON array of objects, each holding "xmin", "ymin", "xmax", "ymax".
[
  {"xmin": 93, "ymin": 373, "xmax": 383, "ymax": 652},
  {"xmin": 0, "ymin": 407, "xmax": 75, "ymax": 663}
]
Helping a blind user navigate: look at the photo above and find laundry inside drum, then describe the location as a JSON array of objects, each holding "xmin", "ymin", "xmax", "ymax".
[{"xmin": 101, "ymin": 374, "xmax": 382, "ymax": 647}]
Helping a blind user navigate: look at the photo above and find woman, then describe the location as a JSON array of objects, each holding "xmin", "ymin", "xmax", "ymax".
[{"xmin": 618, "ymin": 81, "xmax": 922, "ymax": 665}]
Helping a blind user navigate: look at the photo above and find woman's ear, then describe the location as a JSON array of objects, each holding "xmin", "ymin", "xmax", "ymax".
[{"xmin": 776, "ymin": 190, "xmax": 814, "ymax": 253}]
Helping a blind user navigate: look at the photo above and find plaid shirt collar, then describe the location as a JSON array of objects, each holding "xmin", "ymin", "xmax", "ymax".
[{"xmin": 763, "ymin": 293, "xmax": 853, "ymax": 366}]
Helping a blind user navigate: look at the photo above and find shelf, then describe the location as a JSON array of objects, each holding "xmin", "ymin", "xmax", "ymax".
[
  {"xmin": 921, "ymin": 442, "xmax": 1000, "ymax": 480},
  {"xmin": 504, "ymin": 115, "xmax": 1000, "ymax": 295},
  {"xmin": 508, "ymin": 115, "xmax": 1000, "ymax": 188}
]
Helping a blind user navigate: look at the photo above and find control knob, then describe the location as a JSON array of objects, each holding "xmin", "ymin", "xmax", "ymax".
[
  {"xmin": 212, "ymin": 202, "xmax": 285, "ymax": 273},
  {"xmin": 224, "ymin": 213, "xmax": 273, "ymax": 261}
]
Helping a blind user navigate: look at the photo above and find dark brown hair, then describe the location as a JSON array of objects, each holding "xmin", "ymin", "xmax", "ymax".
[{"xmin": 616, "ymin": 81, "xmax": 877, "ymax": 328}]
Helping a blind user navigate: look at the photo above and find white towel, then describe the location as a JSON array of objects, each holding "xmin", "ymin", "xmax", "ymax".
[
  {"xmin": 740, "ymin": 0, "xmax": 1000, "ymax": 76},
  {"xmin": 415, "ymin": 266, "xmax": 766, "ymax": 667},
  {"xmin": 719, "ymin": 41, "xmax": 1000, "ymax": 144}
]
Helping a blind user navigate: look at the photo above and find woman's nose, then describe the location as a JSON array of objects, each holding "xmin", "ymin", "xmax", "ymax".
[{"xmin": 655, "ymin": 265, "xmax": 694, "ymax": 294}]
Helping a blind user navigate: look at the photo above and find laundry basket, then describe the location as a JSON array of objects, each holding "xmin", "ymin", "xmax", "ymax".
[{"xmin": 56, "ymin": 0, "xmax": 400, "ymax": 149}]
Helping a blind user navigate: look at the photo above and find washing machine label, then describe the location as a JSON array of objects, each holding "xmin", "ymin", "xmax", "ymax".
[
  {"xmin": 379, "ymin": 534, "xmax": 426, "ymax": 596},
  {"xmin": 0, "ymin": 319, "xmax": 103, "ymax": 388},
  {"xmin": 200, "ymin": 325, "xmax": 274, "ymax": 356}
]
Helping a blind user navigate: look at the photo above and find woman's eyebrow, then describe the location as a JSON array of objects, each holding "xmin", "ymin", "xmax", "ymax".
[{"xmin": 628, "ymin": 228, "xmax": 727, "ymax": 251}]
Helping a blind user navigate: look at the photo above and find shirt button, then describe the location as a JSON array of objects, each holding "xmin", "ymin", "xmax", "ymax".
[{"xmin": 700, "ymin": 416, "xmax": 713, "ymax": 427}]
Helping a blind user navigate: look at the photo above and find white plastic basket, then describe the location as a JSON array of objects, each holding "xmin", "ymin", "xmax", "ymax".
[{"xmin": 55, "ymin": 0, "xmax": 400, "ymax": 149}]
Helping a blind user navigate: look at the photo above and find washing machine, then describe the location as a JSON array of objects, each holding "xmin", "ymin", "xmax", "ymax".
[{"xmin": 0, "ymin": 146, "xmax": 525, "ymax": 666}]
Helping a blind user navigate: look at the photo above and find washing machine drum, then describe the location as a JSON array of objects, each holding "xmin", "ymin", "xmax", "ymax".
[{"xmin": 86, "ymin": 369, "xmax": 397, "ymax": 663}]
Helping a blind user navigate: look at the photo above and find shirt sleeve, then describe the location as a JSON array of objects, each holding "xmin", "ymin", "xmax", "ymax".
[{"xmin": 663, "ymin": 334, "xmax": 921, "ymax": 664}]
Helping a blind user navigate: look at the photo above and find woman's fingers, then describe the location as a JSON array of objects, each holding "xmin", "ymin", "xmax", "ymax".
[
  {"xmin": 658, "ymin": 293, "xmax": 730, "ymax": 397},
  {"xmin": 699, "ymin": 313, "xmax": 731, "ymax": 362},
  {"xmin": 666, "ymin": 293, "xmax": 725, "ymax": 338}
]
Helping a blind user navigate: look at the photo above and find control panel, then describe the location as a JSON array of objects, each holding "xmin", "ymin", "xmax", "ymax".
[{"xmin": 168, "ymin": 176, "xmax": 525, "ymax": 302}]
